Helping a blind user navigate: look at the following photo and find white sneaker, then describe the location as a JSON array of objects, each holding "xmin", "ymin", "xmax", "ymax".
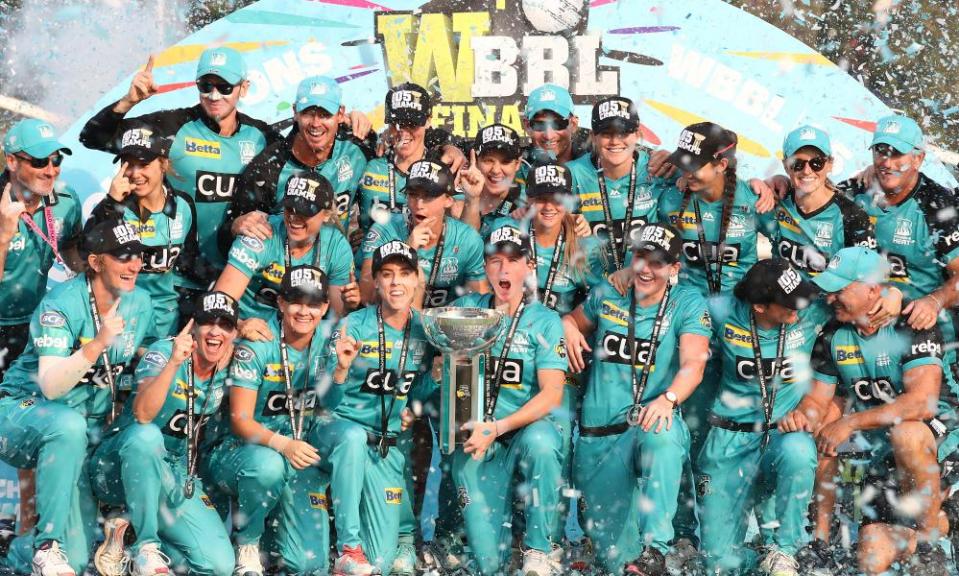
[
  {"xmin": 31, "ymin": 541, "xmax": 75, "ymax": 576},
  {"xmin": 759, "ymin": 548, "xmax": 799, "ymax": 576},
  {"xmin": 131, "ymin": 543, "xmax": 170, "ymax": 576},
  {"xmin": 522, "ymin": 547, "xmax": 562, "ymax": 576},
  {"xmin": 234, "ymin": 543, "xmax": 264, "ymax": 576},
  {"xmin": 95, "ymin": 517, "xmax": 130, "ymax": 576}
]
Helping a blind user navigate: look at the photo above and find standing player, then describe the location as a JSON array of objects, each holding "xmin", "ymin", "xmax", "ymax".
[{"xmin": 563, "ymin": 223, "xmax": 711, "ymax": 575}]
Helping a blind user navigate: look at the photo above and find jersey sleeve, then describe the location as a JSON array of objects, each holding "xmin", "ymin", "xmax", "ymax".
[
  {"xmin": 676, "ymin": 291, "xmax": 713, "ymax": 338},
  {"xmin": 226, "ymin": 233, "xmax": 272, "ymax": 278},
  {"xmin": 533, "ymin": 311, "xmax": 569, "ymax": 372},
  {"xmin": 219, "ymin": 143, "xmax": 286, "ymax": 253},
  {"xmin": 835, "ymin": 193, "xmax": 876, "ymax": 249},
  {"xmin": 30, "ymin": 302, "xmax": 74, "ymax": 358},
  {"xmin": 811, "ymin": 326, "xmax": 839, "ymax": 385},
  {"xmin": 79, "ymin": 104, "xmax": 192, "ymax": 153},
  {"xmin": 921, "ymin": 183, "xmax": 959, "ymax": 264},
  {"xmin": 460, "ymin": 228, "xmax": 487, "ymax": 283},
  {"xmin": 580, "ymin": 283, "xmax": 606, "ymax": 326},
  {"xmin": 901, "ymin": 323, "xmax": 944, "ymax": 372},
  {"xmin": 325, "ymin": 229, "xmax": 354, "ymax": 286},
  {"xmin": 229, "ymin": 342, "xmax": 265, "ymax": 391},
  {"xmin": 361, "ymin": 222, "xmax": 394, "ymax": 261},
  {"xmin": 134, "ymin": 340, "xmax": 174, "ymax": 390}
]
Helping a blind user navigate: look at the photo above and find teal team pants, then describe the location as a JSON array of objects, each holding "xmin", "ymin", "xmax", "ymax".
[
  {"xmin": 698, "ymin": 428, "xmax": 817, "ymax": 574},
  {"xmin": 262, "ymin": 462, "xmax": 331, "ymax": 575},
  {"xmin": 451, "ymin": 418, "xmax": 566, "ymax": 575},
  {"xmin": 0, "ymin": 397, "xmax": 97, "ymax": 574},
  {"xmin": 90, "ymin": 423, "xmax": 234, "ymax": 575},
  {"xmin": 574, "ymin": 415, "xmax": 690, "ymax": 572}
]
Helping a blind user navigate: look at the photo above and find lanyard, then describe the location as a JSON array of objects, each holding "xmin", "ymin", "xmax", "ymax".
[
  {"xmin": 86, "ymin": 277, "xmax": 118, "ymax": 421},
  {"xmin": 387, "ymin": 163, "xmax": 397, "ymax": 210},
  {"xmin": 376, "ymin": 306, "xmax": 412, "ymax": 457},
  {"xmin": 278, "ymin": 320, "xmax": 315, "ymax": 441},
  {"xmin": 749, "ymin": 311, "xmax": 786, "ymax": 448},
  {"xmin": 484, "ymin": 298, "xmax": 526, "ymax": 422},
  {"xmin": 20, "ymin": 203, "xmax": 63, "ymax": 264},
  {"xmin": 284, "ymin": 230, "xmax": 324, "ymax": 270},
  {"xmin": 595, "ymin": 161, "xmax": 636, "ymax": 270},
  {"xmin": 529, "ymin": 225, "xmax": 565, "ymax": 311},
  {"xmin": 184, "ymin": 357, "xmax": 217, "ymax": 499},
  {"xmin": 423, "ymin": 221, "xmax": 447, "ymax": 307},
  {"xmin": 690, "ymin": 196, "xmax": 724, "ymax": 294},
  {"xmin": 625, "ymin": 284, "xmax": 672, "ymax": 425}
]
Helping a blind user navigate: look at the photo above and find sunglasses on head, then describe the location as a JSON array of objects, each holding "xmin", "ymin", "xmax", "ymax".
[
  {"xmin": 15, "ymin": 153, "xmax": 64, "ymax": 169},
  {"xmin": 790, "ymin": 156, "xmax": 828, "ymax": 173},
  {"xmin": 196, "ymin": 80, "xmax": 238, "ymax": 95},
  {"xmin": 529, "ymin": 117, "xmax": 570, "ymax": 132}
]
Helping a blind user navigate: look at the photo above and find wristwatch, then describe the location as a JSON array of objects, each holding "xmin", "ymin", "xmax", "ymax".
[{"xmin": 664, "ymin": 390, "xmax": 679, "ymax": 406}]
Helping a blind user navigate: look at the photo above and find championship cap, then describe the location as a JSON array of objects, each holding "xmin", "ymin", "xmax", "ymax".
[
  {"xmin": 196, "ymin": 47, "xmax": 247, "ymax": 85},
  {"xmin": 114, "ymin": 124, "xmax": 171, "ymax": 164},
  {"xmin": 667, "ymin": 122, "xmax": 738, "ymax": 173},
  {"xmin": 630, "ymin": 223, "xmax": 681, "ymax": 264},
  {"xmin": 525, "ymin": 162, "xmax": 573, "ymax": 199},
  {"xmin": 194, "ymin": 291, "xmax": 239, "ymax": 327},
  {"xmin": 812, "ymin": 247, "xmax": 890, "ymax": 293},
  {"xmin": 783, "ymin": 125, "xmax": 832, "ymax": 158},
  {"xmin": 486, "ymin": 223, "xmax": 532, "ymax": 258},
  {"xmin": 474, "ymin": 124, "xmax": 522, "ymax": 160},
  {"xmin": 404, "ymin": 160, "xmax": 453, "ymax": 197},
  {"xmin": 385, "ymin": 83, "xmax": 432, "ymax": 126},
  {"xmin": 372, "ymin": 240, "xmax": 418, "ymax": 275},
  {"xmin": 525, "ymin": 84, "xmax": 574, "ymax": 120},
  {"xmin": 591, "ymin": 96, "xmax": 639, "ymax": 134},
  {"xmin": 282, "ymin": 172, "xmax": 334, "ymax": 217},
  {"xmin": 3, "ymin": 119, "xmax": 72, "ymax": 159},
  {"xmin": 83, "ymin": 219, "xmax": 145, "ymax": 258},
  {"xmin": 871, "ymin": 114, "xmax": 924, "ymax": 154},
  {"xmin": 734, "ymin": 259, "xmax": 818, "ymax": 310},
  {"xmin": 280, "ymin": 265, "xmax": 329, "ymax": 305},
  {"xmin": 295, "ymin": 76, "xmax": 342, "ymax": 114}
]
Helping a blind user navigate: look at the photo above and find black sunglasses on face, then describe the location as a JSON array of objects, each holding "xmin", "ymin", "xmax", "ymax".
[
  {"xmin": 15, "ymin": 153, "xmax": 63, "ymax": 169},
  {"xmin": 530, "ymin": 118, "xmax": 570, "ymax": 132},
  {"xmin": 871, "ymin": 143, "xmax": 909, "ymax": 158},
  {"xmin": 196, "ymin": 80, "xmax": 238, "ymax": 95},
  {"xmin": 790, "ymin": 156, "xmax": 828, "ymax": 173}
]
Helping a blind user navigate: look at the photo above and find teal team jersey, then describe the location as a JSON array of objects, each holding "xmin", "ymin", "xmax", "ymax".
[
  {"xmin": 450, "ymin": 293, "xmax": 568, "ymax": 420},
  {"xmin": 325, "ymin": 306, "xmax": 434, "ymax": 436},
  {"xmin": 0, "ymin": 182, "xmax": 82, "ymax": 325},
  {"xmin": 761, "ymin": 191, "xmax": 875, "ymax": 280},
  {"xmin": 111, "ymin": 339, "xmax": 229, "ymax": 458},
  {"xmin": 579, "ymin": 282, "xmax": 712, "ymax": 428},
  {"xmin": 711, "ymin": 297, "xmax": 832, "ymax": 423},
  {"xmin": 477, "ymin": 187, "xmax": 527, "ymax": 241},
  {"xmin": 0, "ymin": 275, "xmax": 155, "ymax": 419},
  {"xmin": 223, "ymin": 315, "xmax": 333, "ymax": 439},
  {"xmin": 362, "ymin": 214, "xmax": 486, "ymax": 308},
  {"xmin": 659, "ymin": 178, "xmax": 762, "ymax": 295},
  {"xmin": 226, "ymin": 216, "xmax": 354, "ymax": 320},
  {"xmin": 356, "ymin": 156, "xmax": 410, "ymax": 231}
]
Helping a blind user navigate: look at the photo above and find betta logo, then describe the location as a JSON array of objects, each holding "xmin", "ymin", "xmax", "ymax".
[{"xmin": 373, "ymin": 0, "xmax": 652, "ymax": 137}]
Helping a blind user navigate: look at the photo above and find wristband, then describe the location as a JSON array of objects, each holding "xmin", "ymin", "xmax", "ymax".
[{"xmin": 268, "ymin": 433, "xmax": 291, "ymax": 453}]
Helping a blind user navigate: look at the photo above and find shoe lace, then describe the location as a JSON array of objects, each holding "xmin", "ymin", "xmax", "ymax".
[
  {"xmin": 237, "ymin": 544, "xmax": 261, "ymax": 568},
  {"xmin": 139, "ymin": 544, "xmax": 171, "ymax": 567},
  {"xmin": 766, "ymin": 549, "xmax": 798, "ymax": 571},
  {"xmin": 343, "ymin": 545, "xmax": 371, "ymax": 564},
  {"xmin": 45, "ymin": 542, "xmax": 72, "ymax": 567}
]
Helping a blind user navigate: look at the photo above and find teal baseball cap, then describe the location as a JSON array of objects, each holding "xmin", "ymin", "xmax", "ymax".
[
  {"xmin": 196, "ymin": 47, "xmax": 247, "ymax": 85},
  {"xmin": 783, "ymin": 125, "xmax": 831, "ymax": 157},
  {"xmin": 295, "ymin": 76, "xmax": 342, "ymax": 114},
  {"xmin": 525, "ymin": 84, "xmax": 574, "ymax": 120},
  {"xmin": 812, "ymin": 247, "xmax": 889, "ymax": 293},
  {"xmin": 871, "ymin": 114, "xmax": 923, "ymax": 154},
  {"xmin": 3, "ymin": 119, "xmax": 72, "ymax": 159}
]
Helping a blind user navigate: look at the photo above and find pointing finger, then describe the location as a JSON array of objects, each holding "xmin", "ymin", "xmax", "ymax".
[
  {"xmin": 470, "ymin": 148, "xmax": 477, "ymax": 167},
  {"xmin": 145, "ymin": 54, "xmax": 155, "ymax": 73},
  {"xmin": 108, "ymin": 297, "xmax": 122, "ymax": 315},
  {"xmin": 118, "ymin": 161, "xmax": 130, "ymax": 177},
  {"xmin": 179, "ymin": 319, "xmax": 195, "ymax": 337}
]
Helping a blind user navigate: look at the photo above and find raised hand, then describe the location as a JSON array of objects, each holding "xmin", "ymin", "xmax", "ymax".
[
  {"xmin": 109, "ymin": 162, "xmax": 133, "ymax": 202},
  {"xmin": 96, "ymin": 298, "xmax": 125, "ymax": 347},
  {"xmin": 171, "ymin": 319, "xmax": 196, "ymax": 365},
  {"xmin": 125, "ymin": 55, "xmax": 159, "ymax": 106}
]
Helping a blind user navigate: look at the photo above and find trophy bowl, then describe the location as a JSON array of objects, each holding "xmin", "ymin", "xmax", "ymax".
[{"xmin": 422, "ymin": 307, "xmax": 504, "ymax": 356}]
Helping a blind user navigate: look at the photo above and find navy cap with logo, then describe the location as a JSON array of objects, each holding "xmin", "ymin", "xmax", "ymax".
[
  {"xmin": 474, "ymin": 124, "xmax": 522, "ymax": 160},
  {"xmin": 526, "ymin": 162, "xmax": 572, "ymax": 199},
  {"xmin": 280, "ymin": 265, "xmax": 329, "ymax": 305},
  {"xmin": 386, "ymin": 83, "xmax": 432, "ymax": 127},
  {"xmin": 591, "ymin": 96, "xmax": 639, "ymax": 134},
  {"xmin": 734, "ymin": 258, "xmax": 818, "ymax": 311},
  {"xmin": 194, "ymin": 290, "xmax": 239, "ymax": 327},
  {"xmin": 83, "ymin": 219, "xmax": 145, "ymax": 258},
  {"xmin": 486, "ymin": 223, "xmax": 533, "ymax": 258},
  {"xmin": 372, "ymin": 240, "xmax": 418, "ymax": 275},
  {"xmin": 282, "ymin": 172, "xmax": 334, "ymax": 217},
  {"xmin": 631, "ymin": 223, "xmax": 681, "ymax": 264},
  {"xmin": 114, "ymin": 124, "xmax": 171, "ymax": 164},
  {"xmin": 404, "ymin": 160, "xmax": 453, "ymax": 198},
  {"xmin": 667, "ymin": 122, "xmax": 737, "ymax": 173}
]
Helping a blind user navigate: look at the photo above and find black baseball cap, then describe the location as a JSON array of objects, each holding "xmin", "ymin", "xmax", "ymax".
[
  {"xmin": 526, "ymin": 162, "xmax": 573, "ymax": 199},
  {"xmin": 404, "ymin": 160, "xmax": 453, "ymax": 198},
  {"xmin": 486, "ymin": 223, "xmax": 532, "ymax": 258},
  {"xmin": 591, "ymin": 96, "xmax": 640, "ymax": 134},
  {"xmin": 113, "ymin": 124, "xmax": 171, "ymax": 164},
  {"xmin": 734, "ymin": 259, "xmax": 818, "ymax": 311},
  {"xmin": 385, "ymin": 83, "xmax": 432, "ymax": 127},
  {"xmin": 667, "ymin": 122, "xmax": 738, "ymax": 173},
  {"xmin": 194, "ymin": 291, "xmax": 239, "ymax": 328},
  {"xmin": 282, "ymin": 172, "xmax": 334, "ymax": 217},
  {"xmin": 83, "ymin": 219, "xmax": 145, "ymax": 258},
  {"xmin": 372, "ymin": 240, "xmax": 418, "ymax": 275},
  {"xmin": 474, "ymin": 124, "xmax": 521, "ymax": 160},
  {"xmin": 631, "ymin": 223, "xmax": 681, "ymax": 264},
  {"xmin": 280, "ymin": 265, "xmax": 329, "ymax": 305}
]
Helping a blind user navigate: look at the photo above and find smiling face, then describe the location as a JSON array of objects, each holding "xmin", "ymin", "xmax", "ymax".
[
  {"xmin": 197, "ymin": 75, "xmax": 248, "ymax": 122},
  {"xmin": 389, "ymin": 122, "xmax": 428, "ymax": 159},
  {"xmin": 195, "ymin": 319, "xmax": 237, "ymax": 365},
  {"xmin": 530, "ymin": 196, "xmax": 570, "ymax": 234},
  {"xmin": 284, "ymin": 208, "xmax": 330, "ymax": 245},
  {"xmin": 631, "ymin": 250, "xmax": 678, "ymax": 299},
  {"xmin": 278, "ymin": 297, "xmax": 327, "ymax": 339},
  {"xmin": 871, "ymin": 145, "xmax": 924, "ymax": 195},
  {"xmin": 684, "ymin": 158, "xmax": 727, "ymax": 193},
  {"xmin": 785, "ymin": 147, "xmax": 832, "ymax": 197},
  {"xmin": 375, "ymin": 261, "xmax": 418, "ymax": 313},
  {"xmin": 89, "ymin": 252, "xmax": 143, "ymax": 295},
  {"xmin": 477, "ymin": 150, "xmax": 521, "ymax": 196},
  {"xmin": 753, "ymin": 302, "xmax": 799, "ymax": 327},
  {"xmin": 485, "ymin": 252, "xmax": 533, "ymax": 304},
  {"xmin": 294, "ymin": 106, "xmax": 343, "ymax": 152},
  {"xmin": 123, "ymin": 156, "xmax": 167, "ymax": 198},
  {"xmin": 825, "ymin": 281, "xmax": 879, "ymax": 325},
  {"xmin": 525, "ymin": 111, "xmax": 577, "ymax": 161},
  {"xmin": 593, "ymin": 128, "xmax": 639, "ymax": 169},
  {"xmin": 6, "ymin": 152, "xmax": 61, "ymax": 196}
]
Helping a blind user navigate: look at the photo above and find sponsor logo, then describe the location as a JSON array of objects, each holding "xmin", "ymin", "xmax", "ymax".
[
  {"xmin": 361, "ymin": 369, "xmax": 415, "ymax": 396},
  {"xmin": 835, "ymin": 345, "xmax": 863, "ymax": 365},
  {"xmin": 337, "ymin": 158, "xmax": 354, "ymax": 183},
  {"xmin": 309, "ymin": 492, "xmax": 328, "ymax": 510},
  {"xmin": 385, "ymin": 487, "xmax": 403, "ymax": 504},
  {"xmin": 487, "ymin": 357, "xmax": 524, "ymax": 389},
  {"xmin": 195, "ymin": 171, "xmax": 237, "ymax": 202},
  {"xmin": 39, "ymin": 311, "xmax": 66, "ymax": 328},
  {"xmin": 33, "ymin": 334, "xmax": 68, "ymax": 349},
  {"xmin": 893, "ymin": 217, "xmax": 913, "ymax": 246},
  {"xmin": 734, "ymin": 355, "xmax": 796, "ymax": 383},
  {"xmin": 184, "ymin": 137, "xmax": 222, "ymax": 159},
  {"xmin": 239, "ymin": 141, "xmax": 257, "ymax": 165},
  {"xmin": 143, "ymin": 351, "xmax": 168, "ymax": 367},
  {"xmin": 234, "ymin": 346, "xmax": 255, "ymax": 362}
]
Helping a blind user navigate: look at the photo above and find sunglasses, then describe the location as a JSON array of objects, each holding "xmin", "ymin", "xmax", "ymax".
[
  {"xmin": 789, "ymin": 156, "xmax": 828, "ymax": 173},
  {"xmin": 107, "ymin": 251, "xmax": 142, "ymax": 262},
  {"xmin": 871, "ymin": 143, "xmax": 911, "ymax": 158},
  {"xmin": 196, "ymin": 80, "xmax": 238, "ymax": 95},
  {"xmin": 529, "ymin": 118, "xmax": 570, "ymax": 132},
  {"xmin": 15, "ymin": 153, "xmax": 64, "ymax": 169}
]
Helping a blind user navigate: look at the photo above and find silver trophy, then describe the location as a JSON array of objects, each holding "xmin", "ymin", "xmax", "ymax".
[{"xmin": 422, "ymin": 307, "xmax": 505, "ymax": 454}]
